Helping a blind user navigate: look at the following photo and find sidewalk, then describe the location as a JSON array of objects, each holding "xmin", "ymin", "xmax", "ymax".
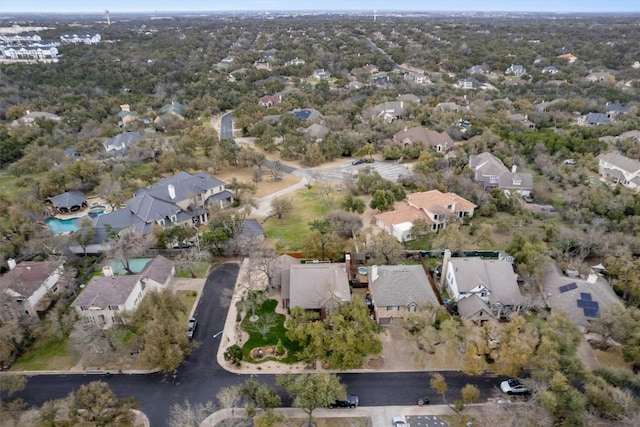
[{"xmin": 202, "ymin": 403, "xmax": 500, "ymax": 427}]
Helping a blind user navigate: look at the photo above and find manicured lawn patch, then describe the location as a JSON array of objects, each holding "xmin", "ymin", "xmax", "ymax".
[
  {"xmin": 176, "ymin": 261, "xmax": 209, "ymax": 278},
  {"xmin": 12, "ymin": 337, "xmax": 77, "ymax": 371},
  {"xmin": 262, "ymin": 184, "xmax": 341, "ymax": 250},
  {"xmin": 241, "ymin": 298, "xmax": 301, "ymax": 364},
  {"xmin": 177, "ymin": 289, "xmax": 198, "ymax": 321}
]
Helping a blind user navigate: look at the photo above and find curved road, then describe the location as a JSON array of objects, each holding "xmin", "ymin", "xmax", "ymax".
[{"xmin": 16, "ymin": 263, "xmax": 499, "ymax": 426}]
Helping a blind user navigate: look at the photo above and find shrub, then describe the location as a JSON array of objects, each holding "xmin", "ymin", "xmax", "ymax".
[{"xmin": 224, "ymin": 345, "xmax": 243, "ymax": 366}]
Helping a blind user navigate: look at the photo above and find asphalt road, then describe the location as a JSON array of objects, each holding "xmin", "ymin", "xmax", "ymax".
[{"xmin": 15, "ymin": 262, "xmax": 503, "ymax": 426}]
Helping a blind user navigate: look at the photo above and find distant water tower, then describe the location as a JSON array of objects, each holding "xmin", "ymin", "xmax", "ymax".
[
  {"xmin": 373, "ymin": 10, "xmax": 377, "ymax": 22},
  {"xmin": 105, "ymin": 9, "xmax": 111, "ymax": 26}
]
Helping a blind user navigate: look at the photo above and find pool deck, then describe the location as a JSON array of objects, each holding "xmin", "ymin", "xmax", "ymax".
[{"xmin": 52, "ymin": 196, "xmax": 113, "ymax": 220}]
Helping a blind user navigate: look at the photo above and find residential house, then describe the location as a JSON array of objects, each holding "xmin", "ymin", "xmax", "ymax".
[
  {"xmin": 71, "ymin": 256, "xmax": 174, "ymax": 328},
  {"xmin": 352, "ymin": 64, "xmax": 379, "ymax": 75},
  {"xmin": 102, "ymin": 131, "xmax": 145, "ymax": 156},
  {"xmin": 404, "ymin": 72, "xmax": 432, "ymax": 85},
  {"xmin": 60, "ymin": 34, "xmax": 101, "ymax": 44},
  {"xmin": 397, "ymin": 94, "xmax": 421, "ymax": 104},
  {"xmin": 371, "ymin": 101, "xmax": 410, "ymax": 122},
  {"xmin": 0, "ymin": 259, "xmax": 65, "ymax": 318},
  {"xmin": 285, "ymin": 57, "xmax": 306, "ymax": 66},
  {"xmin": 47, "ymin": 191, "xmax": 87, "ymax": 214},
  {"xmin": 596, "ymin": 153, "xmax": 640, "ymax": 192},
  {"xmin": 469, "ymin": 152, "xmax": 533, "ymax": 195},
  {"xmin": 456, "ymin": 77, "xmax": 480, "ymax": 90},
  {"xmin": 557, "ymin": 53, "xmax": 578, "ymax": 63},
  {"xmin": 391, "ymin": 126, "xmax": 453, "ymax": 153},
  {"xmin": 312, "ymin": 68, "xmax": 331, "ymax": 80},
  {"xmin": 92, "ymin": 171, "xmax": 233, "ymax": 241},
  {"xmin": 11, "ymin": 111, "xmax": 61, "ymax": 126},
  {"xmin": 468, "ymin": 65, "xmax": 489, "ymax": 74},
  {"xmin": 370, "ymin": 75, "xmax": 391, "ymax": 87},
  {"xmin": 155, "ymin": 101, "xmax": 185, "ymax": 126},
  {"xmin": 281, "ymin": 263, "xmax": 351, "ymax": 317},
  {"xmin": 368, "ymin": 265, "xmax": 439, "ymax": 325},
  {"xmin": 507, "ymin": 113, "xmax": 537, "ymax": 129},
  {"xmin": 441, "ymin": 252, "xmax": 523, "ymax": 321},
  {"xmin": 605, "ymin": 102, "xmax": 629, "ymax": 118},
  {"xmin": 578, "ymin": 112, "xmax": 612, "ymax": 126},
  {"xmin": 291, "ymin": 108, "xmax": 324, "ymax": 122},
  {"xmin": 434, "ymin": 102, "xmax": 467, "ymax": 112},
  {"xmin": 258, "ymin": 95, "xmax": 281, "ymax": 107},
  {"xmin": 269, "ymin": 254, "xmax": 300, "ymax": 290},
  {"xmin": 505, "ymin": 64, "xmax": 526, "ymax": 76},
  {"xmin": 375, "ymin": 190, "xmax": 476, "ymax": 242},
  {"xmin": 304, "ymin": 123, "xmax": 330, "ymax": 141},
  {"xmin": 585, "ymin": 71, "xmax": 615, "ymax": 84},
  {"xmin": 346, "ymin": 80, "xmax": 364, "ymax": 90},
  {"xmin": 117, "ymin": 104, "xmax": 137, "ymax": 127},
  {"xmin": 541, "ymin": 66, "xmax": 560, "ymax": 74}
]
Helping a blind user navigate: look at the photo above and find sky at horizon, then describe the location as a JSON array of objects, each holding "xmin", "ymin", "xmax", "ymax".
[{"xmin": 0, "ymin": 0, "xmax": 638, "ymax": 14}]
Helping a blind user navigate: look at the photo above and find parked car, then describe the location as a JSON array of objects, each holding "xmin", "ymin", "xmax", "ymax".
[
  {"xmin": 329, "ymin": 394, "xmax": 359, "ymax": 408},
  {"xmin": 187, "ymin": 318, "xmax": 197, "ymax": 339},
  {"xmin": 500, "ymin": 378, "xmax": 529, "ymax": 395},
  {"xmin": 352, "ymin": 159, "xmax": 365, "ymax": 165},
  {"xmin": 522, "ymin": 194, "xmax": 533, "ymax": 203},
  {"xmin": 392, "ymin": 415, "xmax": 409, "ymax": 427}
]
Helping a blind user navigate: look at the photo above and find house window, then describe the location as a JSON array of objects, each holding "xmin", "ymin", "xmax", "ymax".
[
  {"xmin": 80, "ymin": 306, "xmax": 87, "ymax": 311},
  {"xmin": 513, "ymin": 179, "xmax": 522, "ymax": 185},
  {"xmin": 408, "ymin": 304, "xmax": 416, "ymax": 312},
  {"xmin": 387, "ymin": 306, "xmax": 399, "ymax": 311},
  {"xmin": 52, "ymin": 285, "xmax": 58, "ymax": 293},
  {"xmin": 108, "ymin": 305, "xmax": 119, "ymax": 311},
  {"xmin": 480, "ymin": 291, "xmax": 488, "ymax": 298}
]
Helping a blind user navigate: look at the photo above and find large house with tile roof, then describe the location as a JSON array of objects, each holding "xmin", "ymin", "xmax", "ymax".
[
  {"xmin": 596, "ymin": 153, "xmax": 640, "ymax": 192},
  {"xmin": 368, "ymin": 265, "xmax": 439, "ymax": 325},
  {"xmin": 72, "ymin": 255, "xmax": 174, "ymax": 328},
  {"xmin": 441, "ymin": 251, "xmax": 523, "ymax": 321},
  {"xmin": 375, "ymin": 190, "xmax": 476, "ymax": 242},
  {"xmin": 468, "ymin": 152, "xmax": 533, "ymax": 196},
  {"xmin": 92, "ymin": 171, "xmax": 233, "ymax": 243},
  {"xmin": 0, "ymin": 259, "xmax": 65, "ymax": 319}
]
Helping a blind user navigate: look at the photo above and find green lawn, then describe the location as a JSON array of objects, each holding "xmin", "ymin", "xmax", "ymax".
[
  {"xmin": 241, "ymin": 298, "xmax": 301, "ymax": 364},
  {"xmin": 175, "ymin": 261, "xmax": 210, "ymax": 278},
  {"xmin": 11, "ymin": 337, "xmax": 77, "ymax": 371},
  {"xmin": 262, "ymin": 184, "xmax": 341, "ymax": 250},
  {"xmin": 177, "ymin": 289, "xmax": 198, "ymax": 321}
]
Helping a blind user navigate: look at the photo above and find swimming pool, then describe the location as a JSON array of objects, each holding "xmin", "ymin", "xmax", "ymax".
[
  {"xmin": 108, "ymin": 258, "xmax": 154, "ymax": 275},
  {"xmin": 46, "ymin": 217, "xmax": 79, "ymax": 234}
]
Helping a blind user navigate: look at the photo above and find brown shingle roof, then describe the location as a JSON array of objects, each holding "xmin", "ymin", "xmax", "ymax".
[
  {"xmin": 72, "ymin": 275, "xmax": 140, "ymax": 309},
  {"xmin": 0, "ymin": 261, "xmax": 62, "ymax": 298}
]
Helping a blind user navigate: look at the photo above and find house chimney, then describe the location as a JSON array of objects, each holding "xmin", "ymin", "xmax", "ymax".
[
  {"xmin": 511, "ymin": 165, "xmax": 517, "ymax": 173},
  {"xmin": 400, "ymin": 101, "xmax": 404, "ymax": 109},
  {"xmin": 168, "ymin": 184, "xmax": 176, "ymax": 199},
  {"xmin": 440, "ymin": 249, "xmax": 451, "ymax": 291},
  {"xmin": 102, "ymin": 265, "xmax": 114, "ymax": 278},
  {"xmin": 404, "ymin": 126, "xmax": 408, "ymax": 132},
  {"xmin": 345, "ymin": 254, "xmax": 351, "ymax": 278},
  {"xmin": 26, "ymin": 110, "xmax": 31, "ymax": 116},
  {"xmin": 7, "ymin": 258, "xmax": 16, "ymax": 270},
  {"xmin": 371, "ymin": 265, "xmax": 378, "ymax": 282}
]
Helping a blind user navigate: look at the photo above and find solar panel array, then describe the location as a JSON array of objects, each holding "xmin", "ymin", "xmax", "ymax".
[
  {"xmin": 559, "ymin": 282, "xmax": 577, "ymax": 293},
  {"xmin": 577, "ymin": 292, "xmax": 599, "ymax": 318}
]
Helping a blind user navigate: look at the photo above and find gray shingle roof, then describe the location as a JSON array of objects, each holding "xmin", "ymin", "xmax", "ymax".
[
  {"xmin": 597, "ymin": 153, "xmax": 640, "ymax": 174},
  {"xmin": 47, "ymin": 191, "xmax": 86, "ymax": 209},
  {"xmin": 288, "ymin": 263, "xmax": 351, "ymax": 310},
  {"xmin": 72, "ymin": 275, "xmax": 140, "ymax": 309},
  {"xmin": 369, "ymin": 265, "xmax": 439, "ymax": 307},
  {"xmin": 102, "ymin": 131, "xmax": 145, "ymax": 154},
  {"xmin": 469, "ymin": 152, "xmax": 533, "ymax": 191},
  {"xmin": 139, "ymin": 255, "xmax": 174, "ymax": 285},
  {"xmin": 449, "ymin": 258, "xmax": 522, "ymax": 306}
]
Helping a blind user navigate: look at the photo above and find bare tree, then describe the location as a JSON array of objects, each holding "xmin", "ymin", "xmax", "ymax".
[
  {"xmin": 106, "ymin": 227, "xmax": 149, "ymax": 274},
  {"xmin": 167, "ymin": 399, "xmax": 215, "ymax": 427}
]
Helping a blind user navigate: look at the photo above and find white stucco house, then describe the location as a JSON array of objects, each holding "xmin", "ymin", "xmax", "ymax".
[
  {"xmin": 0, "ymin": 259, "xmax": 65, "ymax": 319},
  {"xmin": 72, "ymin": 255, "xmax": 174, "ymax": 328}
]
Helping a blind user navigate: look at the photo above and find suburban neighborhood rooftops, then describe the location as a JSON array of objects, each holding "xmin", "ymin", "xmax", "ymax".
[
  {"xmin": 47, "ymin": 191, "xmax": 86, "ymax": 209},
  {"xmin": 369, "ymin": 265, "xmax": 438, "ymax": 307},
  {"xmin": 288, "ymin": 263, "xmax": 351, "ymax": 310},
  {"xmin": 450, "ymin": 257, "xmax": 522, "ymax": 306},
  {"xmin": 0, "ymin": 261, "xmax": 63, "ymax": 298}
]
